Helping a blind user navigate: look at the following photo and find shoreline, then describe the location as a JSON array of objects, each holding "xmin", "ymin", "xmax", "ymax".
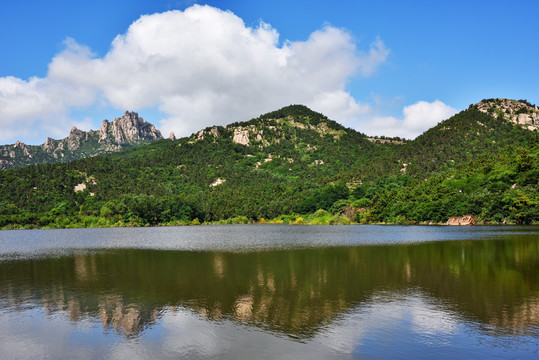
[{"xmin": 1, "ymin": 217, "xmax": 535, "ymax": 231}]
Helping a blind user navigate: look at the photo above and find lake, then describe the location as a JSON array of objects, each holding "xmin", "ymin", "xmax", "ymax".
[{"xmin": 0, "ymin": 225, "xmax": 538, "ymax": 359}]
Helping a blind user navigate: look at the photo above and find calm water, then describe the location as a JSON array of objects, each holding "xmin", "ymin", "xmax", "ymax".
[{"xmin": 0, "ymin": 225, "xmax": 538, "ymax": 359}]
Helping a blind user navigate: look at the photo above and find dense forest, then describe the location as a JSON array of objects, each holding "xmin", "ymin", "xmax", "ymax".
[{"xmin": 0, "ymin": 102, "xmax": 537, "ymax": 229}]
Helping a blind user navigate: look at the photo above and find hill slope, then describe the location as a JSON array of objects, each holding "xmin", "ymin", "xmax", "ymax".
[
  {"xmin": 396, "ymin": 104, "xmax": 538, "ymax": 178},
  {"xmin": 362, "ymin": 99, "xmax": 538, "ymax": 224}
]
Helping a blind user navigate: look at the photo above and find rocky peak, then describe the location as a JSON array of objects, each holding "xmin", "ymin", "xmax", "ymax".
[
  {"xmin": 99, "ymin": 111, "xmax": 162, "ymax": 144},
  {"xmin": 66, "ymin": 126, "xmax": 86, "ymax": 150},
  {"xmin": 99, "ymin": 120, "xmax": 110, "ymax": 141},
  {"xmin": 168, "ymin": 132, "xmax": 176, "ymax": 141},
  {"xmin": 42, "ymin": 137, "xmax": 57, "ymax": 152},
  {"xmin": 475, "ymin": 98, "xmax": 538, "ymax": 131},
  {"xmin": 14, "ymin": 140, "xmax": 25, "ymax": 149}
]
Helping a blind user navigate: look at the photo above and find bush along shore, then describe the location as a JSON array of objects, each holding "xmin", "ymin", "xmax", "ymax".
[{"xmin": 0, "ymin": 210, "xmax": 534, "ymax": 231}]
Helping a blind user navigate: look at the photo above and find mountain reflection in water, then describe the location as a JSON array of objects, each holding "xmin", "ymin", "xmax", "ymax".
[{"xmin": 1, "ymin": 236, "xmax": 538, "ymax": 343}]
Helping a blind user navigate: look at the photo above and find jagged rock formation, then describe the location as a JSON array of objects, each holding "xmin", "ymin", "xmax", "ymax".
[
  {"xmin": 99, "ymin": 111, "xmax": 162, "ymax": 145},
  {"xmin": 474, "ymin": 98, "xmax": 538, "ymax": 131},
  {"xmin": 0, "ymin": 111, "xmax": 162, "ymax": 170}
]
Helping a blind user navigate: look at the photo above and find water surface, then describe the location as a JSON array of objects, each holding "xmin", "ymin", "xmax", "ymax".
[{"xmin": 0, "ymin": 225, "xmax": 538, "ymax": 359}]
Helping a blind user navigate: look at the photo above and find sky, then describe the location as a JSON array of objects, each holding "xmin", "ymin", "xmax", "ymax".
[{"xmin": 1, "ymin": 0, "xmax": 538, "ymax": 145}]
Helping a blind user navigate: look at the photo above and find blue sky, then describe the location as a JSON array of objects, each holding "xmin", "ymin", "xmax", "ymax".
[{"xmin": 1, "ymin": 0, "xmax": 538, "ymax": 144}]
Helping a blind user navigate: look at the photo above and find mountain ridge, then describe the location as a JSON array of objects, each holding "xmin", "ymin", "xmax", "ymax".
[
  {"xmin": 0, "ymin": 111, "xmax": 162, "ymax": 170},
  {"xmin": 1, "ymin": 100, "xmax": 537, "ymax": 171}
]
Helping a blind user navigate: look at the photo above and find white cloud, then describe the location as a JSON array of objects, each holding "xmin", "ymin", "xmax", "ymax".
[
  {"xmin": 309, "ymin": 90, "xmax": 371, "ymax": 128},
  {"xmin": 0, "ymin": 5, "xmax": 390, "ymax": 144},
  {"xmin": 0, "ymin": 75, "xmax": 94, "ymax": 142},
  {"xmin": 361, "ymin": 100, "xmax": 458, "ymax": 139},
  {"xmin": 356, "ymin": 38, "xmax": 390, "ymax": 77}
]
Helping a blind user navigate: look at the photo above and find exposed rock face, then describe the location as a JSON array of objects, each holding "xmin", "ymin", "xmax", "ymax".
[
  {"xmin": 209, "ymin": 178, "xmax": 226, "ymax": 187},
  {"xmin": 1, "ymin": 111, "xmax": 163, "ymax": 170},
  {"xmin": 99, "ymin": 120, "xmax": 110, "ymax": 141},
  {"xmin": 475, "ymin": 99, "xmax": 538, "ymax": 131},
  {"xmin": 168, "ymin": 132, "xmax": 176, "ymax": 141},
  {"xmin": 67, "ymin": 127, "xmax": 86, "ymax": 150},
  {"xmin": 74, "ymin": 183, "xmax": 87, "ymax": 192},
  {"xmin": 233, "ymin": 128, "xmax": 251, "ymax": 146},
  {"xmin": 99, "ymin": 111, "xmax": 162, "ymax": 145},
  {"xmin": 191, "ymin": 126, "xmax": 220, "ymax": 143},
  {"xmin": 42, "ymin": 137, "xmax": 57, "ymax": 152}
]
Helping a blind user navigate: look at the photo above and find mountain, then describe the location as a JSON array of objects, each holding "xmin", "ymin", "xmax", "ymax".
[
  {"xmin": 364, "ymin": 99, "xmax": 538, "ymax": 224},
  {"xmin": 393, "ymin": 100, "xmax": 538, "ymax": 178},
  {"xmin": 0, "ymin": 111, "xmax": 162, "ymax": 170},
  {"xmin": 0, "ymin": 100, "xmax": 537, "ymax": 228}
]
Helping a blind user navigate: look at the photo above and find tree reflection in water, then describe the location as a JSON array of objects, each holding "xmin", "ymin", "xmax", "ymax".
[{"xmin": 1, "ymin": 237, "xmax": 538, "ymax": 339}]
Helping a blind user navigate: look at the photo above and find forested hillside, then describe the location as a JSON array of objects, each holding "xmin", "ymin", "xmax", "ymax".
[{"xmin": 0, "ymin": 101, "xmax": 537, "ymax": 228}]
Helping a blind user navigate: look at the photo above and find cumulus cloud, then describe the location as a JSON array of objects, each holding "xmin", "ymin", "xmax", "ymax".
[
  {"xmin": 0, "ymin": 5, "xmax": 391, "ymax": 144},
  {"xmin": 309, "ymin": 90, "xmax": 371, "ymax": 128},
  {"xmin": 0, "ymin": 75, "xmax": 95, "ymax": 142},
  {"xmin": 361, "ymin": 100, "xmax": 458, "ymax": 139}
]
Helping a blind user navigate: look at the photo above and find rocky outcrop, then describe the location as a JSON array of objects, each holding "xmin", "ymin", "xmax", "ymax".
[
  {"xmin": 475, "ymin": 99, "xmax": 538, "ymax": 131},
  {"xmin": 233, "ymin": 127, "xmax": 251, "ymax": 146},
  {"xmin": 190, "ymin": 126, "xmax": 220, "ymax": 143},
  {"xmin": 73, "ymin": 183, "xmax": 87, "ymax": 192},
  {"xmin": 99, "ymin": 120, "xmax": 110, "ymax": 141},
  {"xmin": 445, "ymin": 215, "xmax": 475, "ymax": 226},
  {"xmin": 1, "ymin": 111, "xmax": 163, "ymax": 170},
  {"xmin": 209, "ymin": 178, "xmax": 226, "ymax": 187},
  {"xmin": 67, "ymin": 127, "xmax": 88, "ymax": 150},
  {"xmin": 99, "ymin": 111, "xmax": 162, "ymax": 145},
  {"xmin": 42, "ymin": 137, "xmax": 58, "ymax": 153}
]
